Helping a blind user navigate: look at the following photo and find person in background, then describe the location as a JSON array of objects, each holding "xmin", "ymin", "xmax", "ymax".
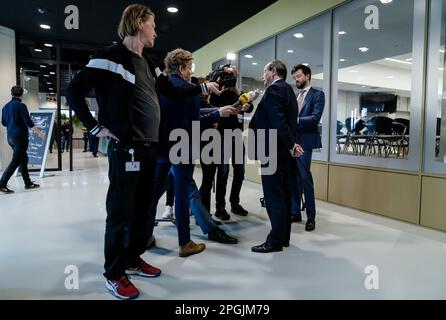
[
  {"xmin": 0, "ymin": 85, "xmax": 45, "ymax": 193},
  {"xmin": 290, "ymin": 64, "xmax": 325, "ymax": 232}
]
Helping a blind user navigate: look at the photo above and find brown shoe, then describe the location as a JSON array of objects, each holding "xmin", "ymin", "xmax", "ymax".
[
  {"xmin": 179, "ymin": 240, "xmax": 206, "ymax": 257},
  {"xmin": 147, "ymin": 235, "xmax": 156, "ymax": 249}
]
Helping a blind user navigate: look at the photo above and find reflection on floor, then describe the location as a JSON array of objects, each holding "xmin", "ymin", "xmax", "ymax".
[{"xmin": 1, "ymin": 150, "xmax": 446, "ymax": 299}]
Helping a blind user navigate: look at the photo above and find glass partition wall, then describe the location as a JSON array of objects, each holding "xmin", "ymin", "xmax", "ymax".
[{"xmin": 330, "ymin": 0, "xmax": 425, "ymax": 171}]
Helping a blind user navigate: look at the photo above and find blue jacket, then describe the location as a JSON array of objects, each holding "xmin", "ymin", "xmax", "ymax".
[
  {"xmin": 297, "ymin": 87, "xmax": 325, "ymax": 150},
  {"xmin": 1, "ymin": 97, "xmax": 34, "ymax": 138},
  {"xmin": 159, "ymin": 74, "xmax": 220, "ymax": 156},
  {"xmin": 249, "ymin": 79, "xmax": 298, "ymax": 161}
]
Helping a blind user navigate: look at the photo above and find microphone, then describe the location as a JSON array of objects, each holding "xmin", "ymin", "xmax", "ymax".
[{"xmin": 231, "ymin": 90, "xmax": 260, "ymax": 111}]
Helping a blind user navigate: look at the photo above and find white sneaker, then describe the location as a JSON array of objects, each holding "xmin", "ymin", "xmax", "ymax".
[{"xmin": 162, "ymin": 205, "xmax": 174, "ymax": 219}]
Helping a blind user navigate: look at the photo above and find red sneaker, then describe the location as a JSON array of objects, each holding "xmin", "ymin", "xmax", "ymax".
[
  {"xmin": 105, "ymin": 275, "xmax": 139, "ymax": 300},
  {"xmin": 127, "ymin": 259, "xmax": 161, "ymax": 278}
]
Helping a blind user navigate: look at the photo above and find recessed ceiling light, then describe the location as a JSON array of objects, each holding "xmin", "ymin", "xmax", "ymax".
[
  {"xmin": 226, "ymin": 53, "xmax": 236, "ymax": 61},
  {"xmin": 34, "ymin": 48, "xmax": 43, "ymax": 52},
  {"xmin": 380, "ymin": 0, "xmax": 393, "ymax": 4},
  {"xmin": 44, "ymin": 43, "xmax": 53, "ymax": 47},
  {"xmin": 167, "ymin": 7, "xmax": 178, "ymax": 13},
  {"xmin": 37, "ymin": 7, "xmax": 46, "ymax": 14},
  {"xmin": 44, "ymin": 74, "xmax": 50, "ymax": 77},
  {"xmin": 339, "ymin": 58, "xmax": 346, "ymax": 62},
  {"xmin": 40, "ymin": 65, "xmax": 46, "ymax": 68},
  {"xmin": 244, "ymin": 54, "xmax": 253, "ymax": 58},
  {"xmin": 49, "ymin": 88, "xmax": 53, "ymax": 90},
  {"xmin": 358, "ymin": 47, "xmax": 369, "ymax": 52},
  {"xmin": 339, "ymin": 31, "xmax": 347, "ymax": 35},
  {"xmin": 293, "ymin": 33, "xmax": 304, "ymax": 39},
  {"xmin": 303, "ymin": 63, "xmax": 309, "ymax": 66},
  {"xmin": 40, "ymin": 24, "xmax": 51, "ymax": 30},
  {"xmin": 287, "ymin": 50, "xmax": 294, "ymax": 53},
  {"xmin": 252, "ymin": 62, "xmax": 258, "ymax": 65},
  {"xmin": 47, "ymin": 82, "xmax": 51, "ymax": 85},
  {"xmin": 49, "ymin": 72, "xmax": 55, "ymax": 75}
]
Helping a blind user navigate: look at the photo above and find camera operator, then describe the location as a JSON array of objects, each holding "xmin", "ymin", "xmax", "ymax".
[{"xmin": 199, "ymin": 66, "xmax": 253, "ymax": 221}]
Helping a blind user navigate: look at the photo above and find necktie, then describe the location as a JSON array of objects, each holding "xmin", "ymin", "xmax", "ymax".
[{"xmin": 297, "ymin": 90, "xmax": 306, "ymax": 113}]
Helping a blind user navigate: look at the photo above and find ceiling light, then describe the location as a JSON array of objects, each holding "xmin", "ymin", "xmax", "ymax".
[
  {"xmin": 244, "ymin": 54, "xmax": 253, "ymax": 58},
  {"xmin": 440, "ymin": 49, "xmax": 445, "ymax": 53},
  {"xmin": 47, "ymin": 82, "xmax": 51, "ymax": 85},
  {"xmin": 34, "ymin": 48, "xmax": 43, "ymax": 52},
  {"xmin": 167, "ymin": 7, "xmax": 178, "ymax": 13},
  {"xmin": 44, "ymin": 74, "xmax": 49, "ymax": 78},
  {"xmin": 49, "ymin": 72, "xmax": 55, "ymax": 75},
  {"xmin": 40, "ymin": 65, "xmax": 46, "ymax": 68},
  {"xmin": 37, "ymin": 7, "xmax": 46, "ymax": 14},
  {"xmin": 40, "ymin": 24, "xmax": 51, "ymax": 30},
  {"xmin": 339, "ymin": 58, "xmax": 346, "ymax": 62},
  {"xmin": 44, "ymin": 43, "xmax": 53, "ymax": 47},
  {"xmin": 339, "ymin": 31, "xmax": 347, "ymax": 35},
  {"xmin": 380, "ymin": 0, "xmax": 393, "ymax": 3},
  {"xmin": 293, "ymin": 33, "xmax": 304, "ymax": 39},
  {"xmin": 358, "ymin": 47, "xmax": 369, "ymax": 52},
  {"xmin": 287, "ymin": 50, "xmax": 294, "ymax": 53},
  {"xmin": 252, "ymin": 62, "xmax": 258, "ymax": 65},
  {"xmin": 303, "ymin": 63, "xmax": 309, "ymax": 66},
  {"xmin": 226, "ymin": 53, "xmax": 236, "ymax": 61},
  {"xmin": 385, "ymin": 57, "xmax": 412, "ymax": 65},
  {"xmin": 49, "ymin": 88, "xmax": 53, "ymax": 90}
]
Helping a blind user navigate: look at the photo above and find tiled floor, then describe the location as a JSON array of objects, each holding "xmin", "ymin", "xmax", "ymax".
[{"xmin": 1, "ymin": 150, "xmax": 446, "ymax": 299}]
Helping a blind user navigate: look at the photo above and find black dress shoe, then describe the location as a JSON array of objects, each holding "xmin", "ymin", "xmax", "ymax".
[
  {"xmin": 283, "ymin": 241, "xmax": 290, "ymax": 248},
  {"xmin": 251, "ymin": 242, "xmax": 283, "ymax": 253},
  {"xmin": 305, "ymin": 219, "xmax": 315, "ymax": 232},
  {"xmin": 0, "ymin": 185, "xmax": 14, "ymax": 193},
  {"xmin": 25, "ymin": 182, "xmax": 40, "ymax": 190},
  {"xmin": 215, "ymin": 208, "xmax": 230, "ymax": 221},
  {"xmin": 231, "ymin": 204, "xmax": 248, "ymax": 216},
  {"xmin": 291, "ymin": 214, "xmax": 302, "ymax": 223},
  {"xmin": 208, "ymin": 228, "xmax": 238, "ymax": 244}
]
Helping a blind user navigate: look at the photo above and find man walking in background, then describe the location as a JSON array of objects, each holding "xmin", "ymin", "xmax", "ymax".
[{"xmin": 0, "ymin": 86, "xmax": 45, "ymax": 193}]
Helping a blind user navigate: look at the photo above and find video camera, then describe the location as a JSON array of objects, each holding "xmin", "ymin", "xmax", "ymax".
[{"xmin": 208, "ymin": 64, "xmax": 238, "ymax": 88}]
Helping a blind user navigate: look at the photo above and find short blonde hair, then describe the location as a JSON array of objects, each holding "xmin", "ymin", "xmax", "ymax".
[
  {"xmin": 164, "ymin": 48, "xmax": 193, "ymax": 75},
  {"xmin": 118, "ymin": 4, "xmax": 155, "ymax": 39}
]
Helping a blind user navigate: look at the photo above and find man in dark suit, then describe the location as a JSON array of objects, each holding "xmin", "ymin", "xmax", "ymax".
[
  {"xmin": 249, "ymin": 60, "xmax": 303, "ymax": 253},
  {"xmin": 290, "ymin": 64, "xmax": 325, "ymax": 232}
]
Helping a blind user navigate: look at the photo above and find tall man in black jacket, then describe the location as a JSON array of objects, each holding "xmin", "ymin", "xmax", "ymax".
[
  {"xmin": 66, "ymin": 4, "xmax": 219, "ymax": 300},
  {"xmin": 249, "ymin": 60, "xmax": 303, "ymax": 253}
]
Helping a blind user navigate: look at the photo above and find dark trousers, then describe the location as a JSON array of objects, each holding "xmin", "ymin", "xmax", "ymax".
[
  {"xmin": 199, "ymin": 162, "xmax": 217, "ymax": 213},
  {"xmin": 148, "ymin": 160, "xmax": 194, "ymax": 246},
  {"xmin": 104, "ymin": 139, "xmax": 157, "ymax": 280},
  {"xmin": 291, "ymin": 149, "xmax": 316, "ymax": 219},
  {"xmin": 260, "ymin": 156, "xmax": 297, "ymax": 247},
  {"xmin": 165, "ymin": 171, "xmax": 174, "ymax": 207},
  {"xmin": 216, "ymin": 143, "xmax": 245, "ymax": 209},
  {"xmin": 0, "ymin": 135, "xmax": 32, "ymax": 187}
]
